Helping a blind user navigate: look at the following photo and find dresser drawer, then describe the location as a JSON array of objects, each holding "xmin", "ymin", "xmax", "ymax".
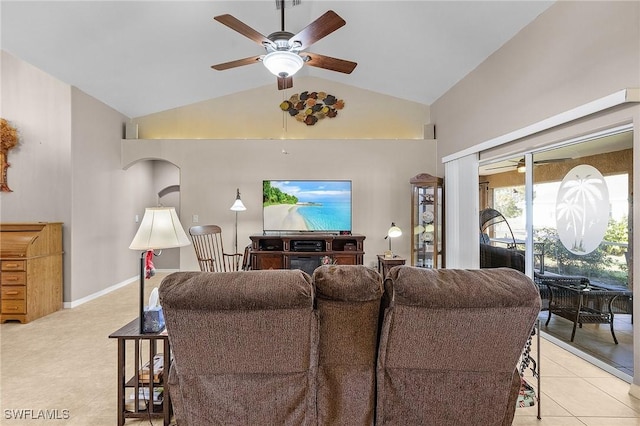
[
  {"xmin": 1, "ymin": 260, "xmax": 26, "ymax": 271},
  {"xmin": 1, "ymin": 272, "xmax": 26, "ymax": 285},
  {"xmin": 1, "ymin": 286, "xmax": 25, "ymax": 300},
  {"xmin": 2, "ymin": 299, "xmax": 26, "ymax": 314}
]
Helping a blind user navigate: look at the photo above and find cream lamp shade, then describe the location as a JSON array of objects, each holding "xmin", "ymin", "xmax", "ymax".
[
  {"xmin": 129, "ymin": 206, "xmax": 190, "ymax": 333},
  {"xmin": 129, "ymin": 207, "xmax": 191, "ymax": 250}
]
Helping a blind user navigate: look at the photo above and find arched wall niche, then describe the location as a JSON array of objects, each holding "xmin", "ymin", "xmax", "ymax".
[{"xmin": 125, "ymin": 157, "xmax": 182, "ymax": 270}]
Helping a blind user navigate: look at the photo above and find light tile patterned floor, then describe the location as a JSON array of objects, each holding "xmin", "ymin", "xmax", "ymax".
[
  {"xmin": 514, "ymin": 336, "xmax": 640, "ymax": 425},
  {"xmin": 1, "ymin": 272, "xmax": 638, "ymax": 425}
]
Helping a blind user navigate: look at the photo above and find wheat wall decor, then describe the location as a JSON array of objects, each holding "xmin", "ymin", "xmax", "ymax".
[{"xmin": 0, "ymin": 118, "xmax": 19, "ymax": 192}]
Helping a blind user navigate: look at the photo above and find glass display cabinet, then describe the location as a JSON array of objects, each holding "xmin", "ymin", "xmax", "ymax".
[{"xmin": 410, "ymin": 173, "xmax": 444, "ymax": 268}]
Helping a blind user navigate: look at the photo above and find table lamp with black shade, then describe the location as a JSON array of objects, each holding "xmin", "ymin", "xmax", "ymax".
[{"xmin": 129, "ymin": 207, "xmax": 191, "ymax": 333}]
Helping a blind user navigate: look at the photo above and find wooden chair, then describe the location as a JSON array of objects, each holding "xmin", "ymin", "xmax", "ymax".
[{"xmin": 189, "ymin": 225, "xmax": 244, "ymax": 272}]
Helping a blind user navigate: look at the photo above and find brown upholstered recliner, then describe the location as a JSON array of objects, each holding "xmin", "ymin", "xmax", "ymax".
[
  {"xmin": 159, "ymin": 270, "xmax": 318, "ymax": 425},
  {"xmin": 376, "ymin": 266, "xmax": 541, "ymax": 426},
  {"xmin": 160, "ymin": 266, "xmax": 540, "ymax": 425},
  {"xmin": 312, "ymin": 265, "xmax": 384, "ymax": 425}
]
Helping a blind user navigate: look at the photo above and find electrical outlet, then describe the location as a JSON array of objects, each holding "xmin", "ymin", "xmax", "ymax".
[
  {"xmin": 135, "ymin": 214, "xmax": 139, "ymax": 223},
  {"xmin": 192, "ymin": 214, "xmax": 199, "ymax": 223}
]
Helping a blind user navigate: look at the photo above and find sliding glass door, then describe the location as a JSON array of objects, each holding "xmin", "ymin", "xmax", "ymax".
[{"xmin": 479, "ymin": 128, "xmax": 633, "ymax": 378}]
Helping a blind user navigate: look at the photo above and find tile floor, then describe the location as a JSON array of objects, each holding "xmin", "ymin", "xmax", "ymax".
[
  {"xmin": 539, "ymin": 309, "xmax": 633, "ymax": 379},
  {"xmin": 1, "ymin": 272, "xmax": 639, "ymax": 425}
]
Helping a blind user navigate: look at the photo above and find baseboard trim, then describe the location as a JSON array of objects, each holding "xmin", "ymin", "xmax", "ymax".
[{"xmin": 63, "ymin": 269, "xmax": 179, "ymax": 309}]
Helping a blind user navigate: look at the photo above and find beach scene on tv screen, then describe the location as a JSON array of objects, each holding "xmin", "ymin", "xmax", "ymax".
[{"xmin": 263, "ymin": 180, "xmax": 352, "ymax": 231}]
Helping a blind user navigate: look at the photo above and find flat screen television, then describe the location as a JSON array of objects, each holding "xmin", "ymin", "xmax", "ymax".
[{"xmin": 263, "ymin": 180, "xmax": 352, "ymax": 233}]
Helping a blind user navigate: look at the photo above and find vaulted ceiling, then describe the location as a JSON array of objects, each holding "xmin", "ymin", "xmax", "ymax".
[{"xmin": 1, "ymin": 1, "xmax": 554, "ymax": 118}]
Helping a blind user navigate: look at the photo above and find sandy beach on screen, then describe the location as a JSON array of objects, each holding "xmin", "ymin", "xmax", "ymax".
[{"xmin": 264, "ymin": 204, "xmax": 309, "ymax": 231}]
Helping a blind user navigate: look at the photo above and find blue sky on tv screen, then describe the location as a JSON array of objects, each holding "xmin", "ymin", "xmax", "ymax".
[{"xmin": 270, "ymin": 180, "xmax": 351, "ymax": 203}]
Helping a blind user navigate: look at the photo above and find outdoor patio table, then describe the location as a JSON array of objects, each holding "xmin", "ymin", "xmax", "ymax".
[{"xmin": 539, "ymin": 274, "xmax": 631, "ymax": 344}]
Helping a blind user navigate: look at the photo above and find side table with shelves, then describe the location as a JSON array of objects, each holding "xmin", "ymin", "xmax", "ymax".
[
  {"xmin": 109, "ymin": 319, "xmax": 172, "ymax": 426},
  {"xmin": 377, "ymin": 255, "xmax": 405, "ymax": 278}
]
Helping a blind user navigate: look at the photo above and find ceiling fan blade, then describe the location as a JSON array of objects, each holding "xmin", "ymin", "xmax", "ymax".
[
  {"xmin": 304, "ymin": 52, "xmax": 357, "ymax": 74},
  {"xmin": 211, "ymin": 55, "xmax": 262, "ymax": 71},
  {"xmin": 534, "ymin": 158, "xmax": 571, "ymax": 164},
  {"xmin": 277, "ymin": 76, "xmax": 293, "ymax": 90},
  {"xmin": 214, "ymin": 14, "xmax": 275, "ymax": 49},
  {"xmin": 289, "ymin": 10, "xmax": 345, "ymax": 50},
  {"xmin": 485, "ymin": 165, "xmax": 514, "ymax": 171}
]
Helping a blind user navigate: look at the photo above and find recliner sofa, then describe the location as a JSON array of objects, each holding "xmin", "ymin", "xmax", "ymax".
[{"xmin": 159, "ymin": 265, "xmax": 540, "ymax": 425}]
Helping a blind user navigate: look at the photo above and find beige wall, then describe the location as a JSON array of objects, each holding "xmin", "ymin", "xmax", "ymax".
[
  {"xmin": 1, "ymin": 51, "xmax": 156, "ymax": 303},
  {"xmin": 0, "ymin": 51, "xmax": 72, "ymax": 222},
  {"xmin": 432, "ymin": 1, "xmax": 640, "ymax": 167},
  {"xmin": 70, "ymin": 88, "xmax": 156, "ymax": 302},
  {"xmin": 1, "ymin": 51, "xmax": 74, "ymax": 298},
  {"xmin": 133, "ymin": 76, "xmax": 431, "ymax": 140},
  {"xmin": 122, "ymin": 138, "xmax": 437, "ymax": 270}
]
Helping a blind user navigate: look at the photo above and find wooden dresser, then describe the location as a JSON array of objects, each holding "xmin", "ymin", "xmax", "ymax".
[{"xmin": 0, "ymin": 222, "xmax": 63, "ymax": 323}]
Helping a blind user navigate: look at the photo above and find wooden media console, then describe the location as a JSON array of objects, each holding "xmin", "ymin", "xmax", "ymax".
[{"xmin": 249, "ymin": 234, "xmax": 365, "ymax": 274}]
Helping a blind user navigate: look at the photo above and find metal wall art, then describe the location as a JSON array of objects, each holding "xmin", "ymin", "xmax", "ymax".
[{"xmin": 279, "ymin": 91, "xmax": 344, "ymax": 126}]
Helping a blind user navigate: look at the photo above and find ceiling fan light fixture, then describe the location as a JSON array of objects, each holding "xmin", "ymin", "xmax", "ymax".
[
  {"xmin": 262, "ymin": 51, "xmax": 303, "ymax": 77},
  {"xmin": 517, "ymin": 162, "xmax": 526, "ymax": 173}
]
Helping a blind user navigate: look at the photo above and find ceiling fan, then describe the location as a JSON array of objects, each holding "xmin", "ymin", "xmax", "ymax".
[
  {"xmin": 211, "ymin": 1, "xmax": 357, "ymax": 90},
  {"xmin": 485, "ymin": 157, "xmax": 570, "ymax": 173}
]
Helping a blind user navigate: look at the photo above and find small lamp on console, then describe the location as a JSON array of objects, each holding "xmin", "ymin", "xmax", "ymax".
[
  {"xmin": 129, "ymin": 207, "xmax": 191, "ymax": 333},
  {"xmin": 230, "ymin": 188, "xmax": 247, "ymax": 255},
  {"xmin": 384, "ymin": 222, "xmax": 402, "ymax": 258}
]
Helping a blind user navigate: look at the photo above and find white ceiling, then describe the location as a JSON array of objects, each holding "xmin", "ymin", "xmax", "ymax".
[{"xmin": 1, "ymin": 1, "xmax": 554, "ymax": 118}]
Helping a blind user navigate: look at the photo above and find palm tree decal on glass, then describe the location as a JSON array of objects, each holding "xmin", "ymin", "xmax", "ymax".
[{"xmin": 555, "ymin": 165, "xmax": 609, "ymax": 255}]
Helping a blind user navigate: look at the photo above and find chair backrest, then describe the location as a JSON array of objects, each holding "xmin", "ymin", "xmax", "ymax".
[
  {"xmin": 189, "ymin": 225, "xmax": 241, "ymax": 272},
  {"xmin": 480, "ymin": 242, "xmax": 525, "ymax": 272},
  {"xmin": 160, "ymin": 270, "xmax": 318, "ymax": 425},
  {"xmin": 480, "ymin": 208, "xmax": 517, "ymax": 248},
  {"xmin": 377, "ymin": 266, "xmax": 541, "ymax": 426},
  {"xmin": 312, "ymin": 265, "xmax": 383, "ymax": 425},
  {"xmin": 241, "ymin": 244, "xmax": 252, "ymax": 271}
]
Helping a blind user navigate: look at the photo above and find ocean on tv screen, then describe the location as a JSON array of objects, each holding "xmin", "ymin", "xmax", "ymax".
[{"xmin": 263, "ymin": 180, "xmax": 352, "ymax": 232}]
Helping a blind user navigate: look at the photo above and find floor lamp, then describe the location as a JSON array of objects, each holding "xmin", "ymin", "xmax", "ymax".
[
  {"xmin": 129, "ymin": 207, "xmax": 191, "ymax": 333},
  {"xmin": 230, "ymin": 188, "xmax": 247, "ymax": 255}
]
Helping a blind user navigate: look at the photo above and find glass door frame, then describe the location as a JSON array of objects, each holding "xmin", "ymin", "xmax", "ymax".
[
  {"xmin": 484, "ymin": 123, "xmax": 633, "ymax": 279},
  {"xmin": 478, "ymin": 123, "xmax": 633, "ymax": 382}
]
